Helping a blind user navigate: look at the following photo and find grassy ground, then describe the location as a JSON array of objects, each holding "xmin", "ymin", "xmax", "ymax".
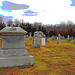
[{"xmin": 0, "ymin": 37, "xmax": 75, "ymax": 75}]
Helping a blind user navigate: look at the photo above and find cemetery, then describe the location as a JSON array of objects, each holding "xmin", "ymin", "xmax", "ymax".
[
  {"xmin": 0, "ymin": 27, "xmax": 75, "ymax": 75},
  {"xmin": 0, "ymin": 14, "xmax": 74, "ymax": 75}
]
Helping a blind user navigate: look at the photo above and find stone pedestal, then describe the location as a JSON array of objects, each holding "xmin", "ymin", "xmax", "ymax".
[{"xmin": 0, "ymin": 27, "xmax": 34, "ymax": 68}]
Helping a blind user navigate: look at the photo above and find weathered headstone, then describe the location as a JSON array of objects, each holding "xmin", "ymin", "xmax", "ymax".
[
  {"xmin": 57, "ymin": 34, "xmax": 61, "ymax": 44},
  {"xmin": 74, "ymin": 37, "xmax": 75, "ymax": 44},
  {"xmin": 57, "ymin": 37, "xmax": 58, "ymax": 40},
  {"xmin": 62, "ymin": 36, "xmax": 65, "ymax": 39},
  {"xmin": 41, "ymin": 35, "xmax": 46, "ymax": 46},
  {"xmin": 67, "ymin": 35, "xmax": 70, "ymax": 42},
  {"xmin": 45, "ymin": 37, "xmax": 48, "ymax": 42},
  {"xmin": 31, "ymin": 34, "xmax": 40, "ymax": 48},
  {"xmin": 25, "ymin": 35, "xmax": 28, "ymax": 38},
  {"xmin": 51, "ymin": 35, "xmax": 56, "ymax": 40},
  {"xmin": 70, "ymin": 36, "xmax": 73, "ymax": 40},
  {"xmin": 34, "ymin": 31, "xmax": 43, "ymax": 38},
  {"xmin": 0, "ymin": 27, "xmax": 34, "ymax": 68},
  {"xmin": 26, "ymin": 35, "xmax": 28, "ymax": 38}
]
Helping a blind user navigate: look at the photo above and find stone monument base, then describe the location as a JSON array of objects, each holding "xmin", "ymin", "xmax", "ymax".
[
  {"xmin": 31, "ymin": 44, "xmax": 40, "ymax": 48},
  {"xmin": 0, "ymin": 49, "xmax": 34, "ymax": 68},
  {"xmin": 0, "ymin": 55, "xmax": 34, "ymax": 68}
]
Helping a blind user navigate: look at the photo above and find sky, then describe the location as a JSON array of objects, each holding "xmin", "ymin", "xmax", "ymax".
[{"xmin": 0, "ymin": 0, "xmax": 75, "ymax": 25}]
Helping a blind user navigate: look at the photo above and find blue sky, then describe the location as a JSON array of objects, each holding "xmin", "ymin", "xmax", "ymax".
[{"xmin": 0, "ymin": 0, "xmax": 75, "ymax": 24}]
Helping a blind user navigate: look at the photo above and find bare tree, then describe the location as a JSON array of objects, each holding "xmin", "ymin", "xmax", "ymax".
[
  {"xmin": 0, "ymin": 15, "xmax": 3, "ymax": 24},
  {"xmin": 60, "ymin": 21, "xmax": 67, "ymax": 26},
  {"xmin": 67, "ymin": 20, "xmax": 74, "ymax": 26},
  {"xmin": 7, "ymin": 19, "xmax": 13, "ymax": 27},
  {"xmin": 14, "ymin": 19, "xmax": 20, "ymax": 27}
]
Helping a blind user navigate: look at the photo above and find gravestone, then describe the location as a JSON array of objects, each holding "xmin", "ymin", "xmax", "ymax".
[
  {"xmin": 25, "ymin": 35, "xmax": 28, "ymax": 38},
  {"xmin": 34, "ymin": 31, "xmax": 43, "ymax": 38},
  {"xmin": 41, "ymin": 35, "xmax": 46, "ymax": 46},
  {"xmin": 69, "ymin": 37, "xmax": 72, "ymax": 41},
  {"xmin": 67, "ymin": 35, "xmax": 70, "ymax": 42},
  {"xmin": 0, "ymin": 27, "xmax": 34, "ymax": 68},
  {"xmin": 31, "ymin": 34, "xmax": 40, "ymax": 48},
  {"xmin": 62, "ymin": 36, "xmax": 65, "ymax": 39},
  {"xmin": 71, "ymin": 36, "xmax": 73, "ymax": 40},
  {"xmin": 51, "ymin": 35, "xmax": 56, "ymax": 40},
  {"xmin": 45, "ymin": 37, "xmax": 48, "ymax": 42},
  {"xmin": 57, "ymin": 34, "xmax": 61, "ymax": 44},
  {"xmin": 29, "ymin": 32, "xmax": 32, "ymax": 40},
  {"xmin": 57, "ymin": 37, "xmax": 58, "ymax": 40},
  {"xmin": 74, "ymin": 37, "xmax": 75, "ymax": 44},
  {"xmin": 26, "ymin": 35, "xmax": 28, "ymax": 38}
]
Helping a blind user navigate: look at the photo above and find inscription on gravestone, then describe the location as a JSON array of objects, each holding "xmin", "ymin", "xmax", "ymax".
[
  {"xmin": 2, "ymin": 35, "xmax": 25, "ymax": 49},
  {"xmin": 33, "ymin": 37, "xmax": 40, "ymax": 45}
]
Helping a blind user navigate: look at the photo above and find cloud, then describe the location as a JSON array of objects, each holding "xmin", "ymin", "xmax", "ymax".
[
  {"xmin": 22, "ymin": 10, "xmax": 38, "ymax": 16},
  {"xmin": 70, "ymin": 0, "xmax": 75, "ymax": 6},
  {"xmin": 1, "ymin": 1, "xmax": 29, "ymax": 10}
]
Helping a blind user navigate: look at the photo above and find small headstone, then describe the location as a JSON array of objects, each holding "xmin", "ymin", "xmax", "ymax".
[
  {"xmin": 57, "ymin": 34, "xmax": 61, "ymax": 44},
  {"xmin": 31, "ymin": 34, "xmax": 40, "ymax": 48},
  {"xmin": 29, "ymin": 32, "xmax": 32, "ymax": 40},
  {"xmin": 71, "ymin": 36, "xmax": 73, "ymax": 40},
  {"xmin": 57, "ymin": 37, "xmax": 58, "ymax": 40},
  {"xmin": 51, "ymin": 35, "xmax": 56, "ymax": 40},
  {"xmin": 67, "ymin": 35, "xmax": 70, "ymax": 42},
  {"xmin": 74, "ymin": 37, "xmax": 75, "ymax": 44},
  {"xmin": 45, "ymin": 37, "xmax": 48, "ymax": 42},
  {"xmin": 25, "ymin": 35, "xmax": 28, "ymax": 38},
  {"xmin": 62, "ymin": 36, "xmax": 65, "ymax": 39},
  {"xmin": 41, "ymin": 35, "xmax": 45, "ymax": 46}
]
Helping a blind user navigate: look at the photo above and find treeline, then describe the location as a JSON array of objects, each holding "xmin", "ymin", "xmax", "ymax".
[
  {"xmin": 0, "ymin": 21, "xmax": 75, "ymax": 38},
  {"xmin": 0, "ymin": 15, "xmax": 75, "ymax": 38},
  {"xmin": 20, "ymin": 22, "xmax": 75, "ymax": 38}
]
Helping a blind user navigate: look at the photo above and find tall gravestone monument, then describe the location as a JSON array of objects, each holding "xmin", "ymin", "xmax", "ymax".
[{"xmin": 0, "ymin": 27, "xmax": 34, "ymax": 67}]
